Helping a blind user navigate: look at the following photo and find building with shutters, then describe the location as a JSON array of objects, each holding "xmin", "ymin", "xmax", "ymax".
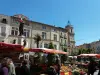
[{"xmin": 0, "ymin": 14, "xmax": 75, "ymax": 54}]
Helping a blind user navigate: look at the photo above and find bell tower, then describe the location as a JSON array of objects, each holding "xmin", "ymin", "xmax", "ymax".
[{"xmin": 65, "ymin": 20, "xmax": 75, "ymax": 55}]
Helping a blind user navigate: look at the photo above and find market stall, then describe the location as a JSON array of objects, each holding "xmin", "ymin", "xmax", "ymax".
[
  {"xmin": 0, "ymin": 42, "xmax": 24, "ymax": 62},
  {"xmin": 29, "ymin": 48, "xmax": 70, "ymax": 75},
  {"xmin": 76, "ymin": 54, "xmax": 100, "ymax": 74}
]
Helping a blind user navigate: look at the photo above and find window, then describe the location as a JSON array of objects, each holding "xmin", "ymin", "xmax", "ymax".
[
  {"xmin": 61, "ymin": 32, "xmax": 62, "ymax": 36},
  {"xmin": 42, "ymin": 26, "xmax": 46, "ymax": 29},
  {"xmin": 1, "ymin": 18, "xmax": 7, "ymax": 24},
  {"xmin": 65, "ymin": 40, "xmax": 66, "ymax": 45},
  {"xmin": 52, "ymin": 29, "xmax": 56, "ymax": 31},
  {"xmin": 54, "ymin": 34, "xmax": 57, "ymax": 41},
  {"xmin": 44, "ymin": 43, "xmax": 48, "ymax": 48},
  {"xmin": 42, "ymin": 32, "xmax": 46, "ymax": 39},
  {"xmin": 12, "ymin": 17, "xmax": 19, "ymax": 23},
  {"xmin": 23, "ymin": 29, "xmax": 30, "ymax": 37},
  {"xmin": 64, "ymin": 34, "xmax": 67, "ymax": 38},
  {"xmin": 11, "ymin": 27, "xmax": 18, "ymax": 36},
  {"xmin": 54, "ymin": 45, "xmax": 57, "ymax": 49},
  {"xmin": 1, "ymin": 26, "xmax": 6, "ymax": 36},
  {"xmin": 71, "ymin": 29, "xmax": 73, "ymax": 33},
  {"xmin": 61, "ymin": 39, "xmax": 63, "ymax": 43}
]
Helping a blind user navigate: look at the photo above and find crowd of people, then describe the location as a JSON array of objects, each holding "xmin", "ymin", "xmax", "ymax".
[
  {"xmin": 1, "ymin": 56, "xmax": 100, "ymax": 75},
  {"xmin": 0, "ymin": 57, "xmax": 61, "ymax": 75}
]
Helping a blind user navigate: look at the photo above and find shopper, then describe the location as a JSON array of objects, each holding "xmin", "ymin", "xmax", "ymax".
[
  {"xmin": 7, "ymin": 59, "xmax": 16, "ymax": 75},
  {"xmin": 20, "ymin": 60, "xmax": 30, "ymax": 75},
  {"xmin": 88, "ymin": 60, "xmax": 97, "ymax": 75},
  {"xmin": 0, "ymin": 59, "xmax": 9, "ymax": 75}
]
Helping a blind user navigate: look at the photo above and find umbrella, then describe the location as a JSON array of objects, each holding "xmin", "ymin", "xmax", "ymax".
[
  {"xmin": 96, "ymin": 54, "xmax": 100, "ymax": 58},
  {"xmin": 29, "ymin": 48, "xmax": 43, "ymax": 52},
  {"xmin": 78, "ymin": 54, "xmax": 98, "ymax": 57},
  {"xmin": 54, "ymin": 50, "xmax": 68, "ymax": 54},
  {"xmin": 29, "ymin": 48, "xmax": 68, "ymax": 54}
]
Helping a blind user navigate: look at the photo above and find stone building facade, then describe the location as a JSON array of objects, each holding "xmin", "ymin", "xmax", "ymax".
[
  {"xmin": 76, "ymin": 40, "xmax": 100, "ymax": 54},
  {"xmin": 0, "ymin": 14, "xmax": 75, "ymax": 54}
]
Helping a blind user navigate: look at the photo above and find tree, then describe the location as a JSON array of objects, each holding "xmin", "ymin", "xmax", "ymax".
[
  {"xmin": 61, "ymin": 48, "xmax": 67, "ymax": 64},
  {"xmin": 47, "ymin": 42, "xmax": 56, "ymax": 65},
  {"xmin": 33, "ymin": 34, "xmax": 41, "ymax": 48},
  {"xmin": 77, "ymin": 49, "xmax": 82, "ymax": 55},
  {"xmin": 48, "ymin": 42, "xmax": 54, "ymax": 49},
  {"xmin": 33, "ymin": 34, "xmax": 42, "ymax": 63}
]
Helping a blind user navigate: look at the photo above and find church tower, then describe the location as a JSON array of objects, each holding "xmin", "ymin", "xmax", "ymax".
[{"xmin": 65, "ymin": 20, "xmax": 75, "ymax": 55}]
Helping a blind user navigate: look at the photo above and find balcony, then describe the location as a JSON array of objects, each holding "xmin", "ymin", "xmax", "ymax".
[
  {"xmin": 64, "ymin": 44, "xmax": 67, "ymax": 46},
  {"xmin": 60, "ymin": 35, "xmax": 63, "ymax": 38},
  {"xmin": 68, "ymin": 32, "xmax": 75, "ymax": 35},
  {"xmin": 70, "ymin": 40, "xmax": 75, "ymax": 43},
  {"xmin": 60, "ymin": 43, "xmax": 67, "ymax": 46},
  {"xmin": 64, "ymin": 36, "xmax": 67, "ymax": 39}
]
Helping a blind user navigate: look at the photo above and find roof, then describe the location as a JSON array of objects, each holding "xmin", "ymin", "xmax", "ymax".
[{"xmin": 9, "ymin": 14, "xmax": 68, "ymax": 31}]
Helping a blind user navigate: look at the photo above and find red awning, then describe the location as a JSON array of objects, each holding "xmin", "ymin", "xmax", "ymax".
[
  {"xmin": 54, "ymin": 50, "xmax": 68, "ymax": 54},
  {"xmin": 0, "ymin": 42, "xmax": 23, "ymax": 52},
  {"xmin": 42, "ymin": 49, "xmax": 56, "ymax": 54},
  {"xmin": 29, "ymin": 48, "xmax": 43, "ymax": 52},
  {"xmin": 96, "ymin": 54, "xmax": 100, "ymax": 58},
  {"xmin": 29, "ymin": 48, "xmax": 68, "ymax": 54}
]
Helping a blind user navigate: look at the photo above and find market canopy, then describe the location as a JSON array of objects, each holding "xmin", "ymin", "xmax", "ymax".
[
  {"xmin": 29, "ymin": 48, "xmax": 43, "ymax": 52},
  {"xmin": 96, "ymin": 54, "xmax": 100, "ymax": 58},
  {"xmin": 0, "ymin": 42, "xmax": 23, "ymax": 52},
  {"xmin": 78, "ymin": 54, "xmax": 98, "ymax": 57},
  {"xmin": 29, "ymin": 48, "xmax": 68, "ymax": 54}
]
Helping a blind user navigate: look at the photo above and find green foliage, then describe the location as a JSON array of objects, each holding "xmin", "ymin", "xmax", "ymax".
[
  {"xmin": 33, "ymin": 34, "xmax": 42, "ymax": 63},
  {"xmin": 47, "ymin": 42, "xmax": 57, "ymax": 65},
  {"xmin": 77, "ymin": 49, "xmax": 82, "ymax": 55},
  {"xmin": 77, "ymin": 48, "xmax": 94, "ymax": 55},
  {"xmin": 48, "ymin": 42, "xmax": 54, "ymax": 49},
  {"xmin": 61, "ymin": 48, "xmax": 68, "ymax": 64},
  {"xmin": 72, "ymin": 71, "xmax": 80, "ymax": 75},
  {"xmin": 61, "ymin": 54, "xmax": 67, "ymax": 64},
  {"xmin": 64, "ymin": 48, "xmax": 67, "ymax": 52},
  {"xmin": 33, "ymin": 34, "xmax": 41, "ymax": 48}
]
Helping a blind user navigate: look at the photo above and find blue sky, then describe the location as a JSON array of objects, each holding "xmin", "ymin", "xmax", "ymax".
[{"xmin": 0, "ymin": 0, "xmax": 100, "ymax": 46}]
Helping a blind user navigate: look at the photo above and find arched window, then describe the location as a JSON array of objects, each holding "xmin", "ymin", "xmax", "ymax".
[
  {"xmin": 54, "ymin": 44, "xmax": 57, "ymax": 49},
  {"xmin": 1, "ymin": 18, "xmax": 7, "ymax": 24}
]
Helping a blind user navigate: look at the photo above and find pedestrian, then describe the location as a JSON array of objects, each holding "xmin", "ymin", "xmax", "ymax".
[
  {"xmin": 46, "ymin": 65, "xmax": 57, "ymax": 75},
  {"xmin": 15, "ymin": 64, "xmax": 21, "ymax": 75},
  {"xmin": 0, "ymin": 58, "xmax": 9, "ymax": 75},
  {"xmin": 56, "ymin": 56, "xmax": 61, "ymax": 75},
  {"xmin": 98, "ymin": 60, "xmax": 100, "ymax": 75},
  {"xmin": 7, "ymin": 58, "xmax": 16, "ymax": 75},
  {"xmin": 20, "ymin": 60, "xmax": 30, "ymax": 75},
  {"xmin": 88, "ymin": 59, "xmax": 97, "ymax": 75}
]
